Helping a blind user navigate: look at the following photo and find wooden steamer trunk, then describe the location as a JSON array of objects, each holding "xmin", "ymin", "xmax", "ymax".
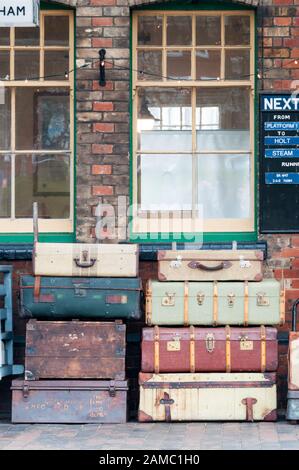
[
  {"xmin": 287, "ymin": 299, "xmax": 299, "ymax": 422},
  {"xmin": 141, "ymin": 326, "xmax": 278, "ymax": 373},
  {"xmin": 11, "ymin": 380, "xmax": 128, "ymax": 423},
  {"xmin": 158, "ymin": 250, "xmax": 264, "ymax": 281},
  {"xmin": 25, "ymin": 320, "xmax": 126, "ymax": 380},
  {"xmin": 146, "ymin": 279, "xmax": 284, "ymax": 326},
  {"xmin": 139, "ymin": 373, "xmax": 277, "ymax": 422},
  {"xmin": 19, "ymin": 275, "xmax": 142, "ymax": 320}
]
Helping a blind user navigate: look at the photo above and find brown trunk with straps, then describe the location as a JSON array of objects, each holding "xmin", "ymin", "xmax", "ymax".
[{"xmin": 142, "ymin": 326, "xmax": 278, "ymax": 373}]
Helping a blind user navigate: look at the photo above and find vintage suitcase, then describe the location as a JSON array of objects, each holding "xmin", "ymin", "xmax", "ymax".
[
  {"xmin": 146, "ymin": 279, "xmax": 285, "ymax": 326},
  {"xmin": 288, "ymin": 299, "xmax": 299, "ymax": 390},
  {"xmin": 25, "ymin": 320, "xmax": 126, "ymax": 380},
  {"xmin": 33, "ymin": 242, "xmax": 139, "ymax": 277},
  {"xmin": 158, "ymin": 250, "xmax": 263, "ymax": 282},
  {"xmin": 139, "ymin": 373, "xmax": 277, "ymax": 422},
  {"xmin": 19, "ymin": 275, "xmax": 142, "ymax": 320},
  {"xmin": 141, "ymin": 326, "xmax": 278, "ymax": 373},
  {"xmin": 11, "ymin": 379, "xmax": 128, "ymax": 423},
  {"xmin": 286, "ymin": 391, "xmax": 299, "ymax": 422}
]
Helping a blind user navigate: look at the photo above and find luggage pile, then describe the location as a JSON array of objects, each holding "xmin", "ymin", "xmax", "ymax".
[
  {"xmin": 139, "ymin": 249, "xmax": 284, "ymax": 422},
  {"xmin": 11, "ymin": 204, "xmax": 141, "ymax": 424},
  {"xmin": 287, "ymin": 299, "xmax": 299, "ymax": 423}
]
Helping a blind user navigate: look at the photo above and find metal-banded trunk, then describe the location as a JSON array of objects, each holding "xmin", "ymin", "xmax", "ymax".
[
  {"xmin": 19, "ymin": 275, "xmax": 142, "ymax": 320},
  {"xmin": 33, "ymin": 242, "xmax": 139, "ymax": 277},
  {"xmin": 139, "ymin": 373, "xmax": 277, "ymax": 422},
  {"xmin": 25, "ymin": 320, "xmax": 126, "ymax": 380},
  {"xmin": 146, "ymin": 279, "xmax": 285, "ymax": 326},
  {"xmin": 141, "ymin": 326, "xmax": 278, "ymax": 373},
  {"xmin": 158, "ymin": 250, "xmax": 263, "ymax": 281},
  {"xmin": 11, "ymin": 380, "xmax": 128, "ymax": 423}
]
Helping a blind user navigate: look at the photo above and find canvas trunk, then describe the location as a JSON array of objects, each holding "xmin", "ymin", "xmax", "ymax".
[
  {"xmin": 24, "ymin": 320, "xmax": 126, "ymax": 380},
  {"xmin": 146, "ymin": 279, "xmax": 284, "ymax": 326},
  {"xmin": 11, "ymin": 380, "xmax": 128, "ymax": 424},
  {"xmin": 158, "ymin": 250, "xmax": 264, "ymax": 281},
  {"xmin": 139, "ymin": 373, "xmax": 277, "ymax": 422},
  {"xmin": 33, "ymin": 242, "xmax": 139, "ymax": 277},
  {"xmin": 19, "ymin": 275, "xmax": 142, "ymax": 320},
  {"xmin": 141, "ymin": 326, "xmax": 278, "ymax": 373}
]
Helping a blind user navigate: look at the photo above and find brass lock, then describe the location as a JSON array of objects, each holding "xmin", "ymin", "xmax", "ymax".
[
  {"xmin": 197, "ymin": 292, "xmax": 205, "ymax": 306},
  {"xmin": 205, "ymin": 333, "xmax": 215, "ymax": 353},
  {"xmin": 161, "ymin": 292, "xmax": 176, "ymax": 307},
  {"xmin": 227, "ymin": 293, "xmax": 235, "ymax": 307},
  {"xmin": 167, "ymin": 336, "xmax": 181, "ymax": 351},
  {"xmin": 257, "ymin": 292, "xmax": 270, "ymax": 307},
  {"xmin": 240, "ymin": 335, "xmax": 253, "ymax": 350}
]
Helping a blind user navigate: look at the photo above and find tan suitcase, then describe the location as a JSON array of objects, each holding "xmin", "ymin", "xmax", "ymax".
[
  {"xmin": 288, "ymin": 299, "xmax": 299, "ymax": 390},
  {"xmin": 139, "ymin": 372, "xmax": 277, "ymax": 422},
  {"xmin": 158, "ymin": 250, "xmax": 263, "ymax": 281}
]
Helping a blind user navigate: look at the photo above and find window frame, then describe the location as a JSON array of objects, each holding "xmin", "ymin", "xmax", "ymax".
[
  {"xmin": 130, "ymin": 6, "xmax": 257, "ymax": 243},
  {"xmin": 0, "ymin": 6, "xmax": 75, "ymax": 242}
]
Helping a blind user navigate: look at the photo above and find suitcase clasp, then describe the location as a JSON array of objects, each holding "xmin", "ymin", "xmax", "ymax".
[
  {"xmin": 169, "ymin": 257, "xmax": 182, "ymax": 269},
  {"xmin": 197, "ymin": 292, "xmax": 205, "ymax": 306},
  {"xmin": 161, "ymin": 292, "xmax": 176, "ymax": 307},
  {"xmin": 167, "ymin": 336, "xmax": 181, "ymax": 351},
  {"xmin": 227, "ymin": 293, "xmax": 235, "ymax": 307},
  {"xmin": 22, "ymin": 384, "xmax": 30, "ymax": 399},
  {"xmin": 239, "ymin": 336, "xmax": 253, "ymax": 350},
  {"xmin": 257, "ymin": 292, "xmax": 270, "ymax": 307},
  {"xmin": 205, "ymin": 333, "xmax": 215, "ymax": 353},
  {"xmin": 108, "ymin": 382, "xmax": 116, "ymax": 397}
]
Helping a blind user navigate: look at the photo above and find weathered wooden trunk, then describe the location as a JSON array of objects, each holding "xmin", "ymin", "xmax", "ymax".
[
  {"xmin": 139, "ymin": 373, "xmax": 277, "ymax": 422},
  {"xmin": 158, "ymin": 250, "xmax": 264, "ymax": 281},
  {"xmin": 33, "ymin": 242, "xmax": 139, "ymax": 277},
  {"xmin": 25, "ymin": 320, "xmax": 126, "ymax": 380},
  {"xmin": 11, "ymin": 380, "xmax": 128, "ymax": 423},
  {"xmin": 146, "ymin": 279, "xmax": 285, "ymax": 326},
  {"xmin": 19, "ymin": 275, "xmax": 142, "ymax": 320},
  {"xmin": 141, "ymin": 326, "xmax": 278, "ymax": 373}
]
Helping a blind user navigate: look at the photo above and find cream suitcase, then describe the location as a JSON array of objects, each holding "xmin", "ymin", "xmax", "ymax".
[
  {"xmin": 139, "ymin": 373, "xmax": 277, "ymax": 422},
  {"xmin": 158, "ymin": 250, "xmax": 264, "ymax": 281},
  {"xmin": 33, "ymin": 242, "xmax": 139, "ymax": 277}
]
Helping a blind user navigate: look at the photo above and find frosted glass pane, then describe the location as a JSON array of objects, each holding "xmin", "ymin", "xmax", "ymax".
[
  {"xmin": 0, "ymin": 88, "xmax": 11, "ymax": 150},
  {"xmin": 138, "ymin": 88, "xmax": 192, "ymax": 151},
  {"xmin": 0, "ymin": 155, "xmax": 11, "ymax": 217},
  {"xmin": 198, "ymin": 154, "xmax": 251, "ymax": 219},
  {"xmin": 138, "ymin": 154, "xmax": 192, "ymax": 211},
  {"xmin": 197, "ymin": 130, "xmax": 250, "ymax": 151}
]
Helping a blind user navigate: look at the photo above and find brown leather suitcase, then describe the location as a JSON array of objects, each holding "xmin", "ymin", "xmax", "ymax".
[
  {"xmin": 141, "ymin": 326, "xmax": 278, "ymax": 373},
  {"xmin": 25, "ymin": 320, "xmax": 126, "ymax": 380}
]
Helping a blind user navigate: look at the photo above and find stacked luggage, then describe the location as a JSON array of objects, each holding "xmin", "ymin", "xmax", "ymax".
[
  {"xmin": 286, "ymin": 299, "xmax": 299, "ymax": 423},
  {"xmin": 139, "ymin": 249, "xmax": 284, "ymax": 422},
  {"xmin": 11, "ymin": 204, "xmax": 141, "ymax": 423}
]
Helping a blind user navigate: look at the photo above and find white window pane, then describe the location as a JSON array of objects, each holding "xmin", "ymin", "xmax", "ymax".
[
  {"xmin": 0, "ymin": 88, "xmax": 11, "ymax": 150},
  {"xmin": 0, "ymin": 155, "xmax": 11, "ymax": 217},
  {"xmin": 198, "ymin": 154, "xmax": 251, "ymax": 219},
  {"xmin": 138, "ymin": 87, "xmax": 192, "ymax": 152},
  {"xmin": 138, "ymin": 154, "xmax": 192, "ymax": 211}
]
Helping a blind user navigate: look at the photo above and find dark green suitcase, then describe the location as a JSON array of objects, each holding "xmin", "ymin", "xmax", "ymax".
[{"xmin": 19, "ymin": 275, "xmax": 142, "ymax": 320}]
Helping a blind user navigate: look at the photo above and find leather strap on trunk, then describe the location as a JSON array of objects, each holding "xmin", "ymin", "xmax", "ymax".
[
  {"xmin": 225, "ymin": 325, "xmax": 231, "ymax": 373},
  {"xmin": 184, "ymin": 282, "xmax": 189, "ymax": 326},
  {"xmin": 244, "ymin": 281, "xmax": 249, "ymax": 326},
  {"xmin": 190, "ymin": 326, "xmax": 195, "ymax": 373},
  {"xmin": 33, "ymin": 276, "xmax": 41, "ymax": 303},
  {"xmin": 242, "ymin": 397, "xmax": 257, "ymax": 422},
  {"xmin": 146, "ymin": 280, "xmax": 152, "ymax": 326},
  {"xmin": 280, "ymin": 288, "xmax": 285, "ymax": 325},
  {"xmin": 213, "ymin": 281, "xmax": 218, "ymax": 326},
  {"xmin": 154, "ymin": 326, "xmax": 159, "ymax": 374},
  {"xmin": 260, "ymin": 325, "xmax": 266, "ymax": 373}
]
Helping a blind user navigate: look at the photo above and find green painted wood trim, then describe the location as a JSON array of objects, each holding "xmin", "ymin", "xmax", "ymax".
[
  {"xmin": 40, "ymin": 1, "xmax": 74, "ymax": 10},
  {"xmin": 0, "ymin": 233, "xmax": 74, "ymax": 243},
  {"xmin": 129, "ymin": 2, "xmax": 258, "ymax": 243}
]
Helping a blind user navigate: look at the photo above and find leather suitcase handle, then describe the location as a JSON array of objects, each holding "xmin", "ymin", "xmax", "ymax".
[
  {"xmin": 160, "ymin": 392, "xmax": 174, "ymax": 422},
  {"xmin": 188, "ymin": 261, "xmax": 232, "ymax": 271},
  {"xmin": 74, "ymin": 258, "xmax": 96, "ymax": 268},
  {"xmin": 292, "ymin": 298, "xmax": 299, "ymax": 332},
  {"xmin": 242, "ymin": 397, "xmax": 257, "ymax": 422}
]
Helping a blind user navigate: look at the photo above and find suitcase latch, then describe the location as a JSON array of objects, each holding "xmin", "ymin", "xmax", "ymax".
[
  {"xmin": 257, "ymin": 292, "xmax": 270, "ymax": 307},
  {"xmin": 197, "ymin": 292, "xmax": 205, "ymax": 306},
  {"xmin": 205, "ymin": 333, "xmax": 215, "ymax": 353},
  {"xmin": 169, "ymin": 256, "xmax": 182, "ymax": 269},
  {"xmin": 22, "ymin": 384, "xmax": 30, "ymax": 399},
  {"xmin": 227, "ymin": 293, "xmax": 235, "ymax": 307},
  {"xmin": 108, "ymin": 382, "xmax": 116, "ymax": 397},
  {"xmin": 161, "ymin": 292, "xmax": 176, "ymax": 307},
  {"xmin": 239, "ymin": 336, "xmax": 253, "ymax": 350},
  {"xmin": 167, "ymin": 336, "xmax": 181, "ymax": 351},
  {"xmin": 73, "ymin": 284, "xmax": 87, "ymax": 297}
]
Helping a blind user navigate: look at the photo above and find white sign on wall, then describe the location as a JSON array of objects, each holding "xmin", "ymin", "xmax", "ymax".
[{"xmin": 0, "ymin": 0, "xmax": 39, "ymax": 27}]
